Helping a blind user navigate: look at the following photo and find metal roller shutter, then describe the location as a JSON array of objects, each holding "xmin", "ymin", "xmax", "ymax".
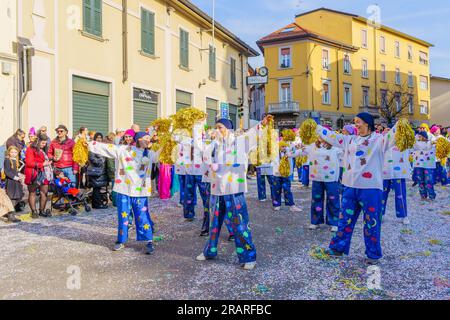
[
  {"xmin": 133, "ymin": 100, "xmax": 158, "ymax": 130},
  {"xmin": 72, "ymin": 76, "xmax": 110, "ymax": 135}
]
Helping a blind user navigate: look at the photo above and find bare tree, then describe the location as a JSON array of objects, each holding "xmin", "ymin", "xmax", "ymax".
[{"xmin": 378, "ymin": 81, "xmax": 414, "ymax": 127}]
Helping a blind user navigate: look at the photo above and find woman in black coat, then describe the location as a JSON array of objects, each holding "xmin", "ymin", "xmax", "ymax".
[
  {"xmin": 3, "ymin": 146, "xmax": 24, "ymax": 222},
  {"xmin": 87, "ymin": 133, "xmax": 108, "ymax": 209}
]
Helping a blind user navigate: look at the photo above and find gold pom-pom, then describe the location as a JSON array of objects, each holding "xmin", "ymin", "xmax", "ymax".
[
  {"xmin": 395, "ymin": 118, "xmax": 415, "ymax": 152},
  {"xmin": 281, "ymin": 129, "xmax": 296, "ymax": 142},
  {"xmin": 73, "ymin": 138, "xmax": 88, "ymax": 166},
  {"xmin": 436, "ymin": 137, "xmax": 450, "ymax": 165},
  {"xmin": 279, "ymin": 156, "xmax": 291, "ymax": 177},
  {"xmin": 408, "ymin": 154, "xmax": 413, "ymax": 163},
  {"xmin": 296, "ymin": 155, "xmax": 308, "ymax": 167},
  {"xmin": 170, "ymin": 107, "xmax": 207, "ymax": 134},
  {"xmin": 151, "ymin": 118, "xmax": 172, "ymax": 134},
  {"xmin": 300, "ymin": 119, "xmax": 318, "ymax": 145}
]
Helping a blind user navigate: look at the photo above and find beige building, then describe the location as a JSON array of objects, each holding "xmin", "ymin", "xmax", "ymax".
[
  {"xmin": 430, "ymin": 76, "xmax": 450, "ymax": 127},
  {"xmin": 12, "ymin": 0, "xmax": 257, "ymax": 137},
  {"xmin": 0, "ymin": 0, "xmax": 19, "ymax": 143}
]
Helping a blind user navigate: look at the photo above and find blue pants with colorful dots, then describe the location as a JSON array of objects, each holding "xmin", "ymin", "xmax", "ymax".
[
  {"xmin": 272, "ymin": 176, "xmax": 295, "ymax": 207},
  {"xmin": 414, "ymin": 167, "xmax": 436, "ymax": 200},
  {"xmin": 434, "ymin": 162, "xmax": 448, "ymax": 186},
  {"xmin": 297, "ymin": 166, "xmax": 302, "ymax": 182},
  {"xmin": 256, "ymin": 169, "xmax": 274, "ymax": 201},
  {"xmin": 329, "ymin": 187, "xmax": 383, "ymax": 260},
  {"xmin": 311, "ymin": 181, "xmax": 340, "ymax": 226},
  {"xmin": 301, "ymin": 165, "xmax": 310, "ymax": 187},
  {"xmin": 184, "ymin": 175, "xmax": 209, "ymax": 220},
  {"xmin": 116, "ymin": 193, "xmax": 153, "ymax": 244},
  {"xmin": 203, "ymin": 193, "xmax": 256, "ymax": 264},
  {"xmin": 381, "ymin": 179, "xmax": 407, "ymax": 218}
]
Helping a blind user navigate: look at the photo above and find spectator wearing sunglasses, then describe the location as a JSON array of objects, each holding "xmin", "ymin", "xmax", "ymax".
[{"xmin": 48, "ymin": 125, "xmax": 79, "ymax": 184}]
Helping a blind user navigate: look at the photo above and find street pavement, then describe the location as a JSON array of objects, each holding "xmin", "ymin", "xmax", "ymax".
[{"xmin": 0, "ymin": 178, "xmax": 449, "ymax": 300}]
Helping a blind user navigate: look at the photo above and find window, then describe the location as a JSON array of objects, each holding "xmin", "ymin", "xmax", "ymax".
[
  {"xmin": 176, "ymin": 89, "xmax": 192, "ymax": 111},
  {"xmin": 408, "ymin": 72, "xmax": 414, "ymax": 88},
  {"xmin": 209, "ymin": 45, "xmax": 216, "ymax": 79},
  {"xmin": 362, "ymin": 59, "xmax": 368, "ymax": 78},
  {"xmin": 408, "ymin": 45, "xmax": 413, "ymax": 61},
  {"xmin": 83, "ymin": 0, "xmax": 102, "ymax": 37},
  {"xmin": 381, "ymin": 64, "xmax": 386, "ymax": 82},
  {"xmin": 230, "ymin": 57, "xmax": 237, "ymax": 88},
  {"xmin": 361, "ymin": 29, "xmax": 368, "ymax": 48},
  {"xmin": 179, "ymin": 29, "xmax": 189, "ymax": 68},
  {"xmin": 343, "ymin": 84, "xmax": 352, "ymax": 107},
  {"xmin": 322, "ymin": 49, "xmax": 330, "ymax": 70},
  {"xmin": 381, "ymin": 89, "xmax": 388, "ymax": 108},
  {"xmin": 343, "ymin": 54, "xmax": 351, "ymax": 74},
  {"xmin": 280, "ymin": 47, "xmax": 291, "ymax": 68},
  {"xmin": 362, "ymin": 87, "xmax": 370, "ymax": 107},
  {"xmin": 395, "ymin": 68, "xmax": 401, "ymax": 85},
  {"xmin": 322, "ymin": 80, "xmax": 331, "ymax": 105},
  {"xmin": 420, "ymin": 75, "xmax": 428, "ymax": 90},
  {"xmin": 141, "ymin": 9, "xmax": 155, "ymax": 55},
  {"xmin": 279, "ymin": 80, "xmax": 292, "ymax": 103},
  {"xmin": 281, "ymin": 27, "xmax": 295, "ymax": 33},
  {"xmin": 395, "ymin": 93, "xmax": 401, "ymax": 112},
  {"xmin": 395, "ymin": 41, "xmax": 400, "ymax": 58},
  {"xmin": 419, "ymin": 51, "xmax": 428, "ymax": 65},
  {"xmin": 380, "ymin": 36, "xmax": 386, "ymax": 53},
  {"xmin": 420, "ymin": 101, "xmax": 429, "ymax": 114},
  {"xmin": 408, "ymin": 95, "xmax": 414, "ymax": 114},
  {"xmin": 206, "ymin": 98, "xmax": 218, "ymax": 127}
]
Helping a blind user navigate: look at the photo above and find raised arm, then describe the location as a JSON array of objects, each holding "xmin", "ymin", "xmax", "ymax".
[
  {"xmin": 315, "ymin": 125, "xmax": 350, "ymax": 150},
  {"xmin": 88, "ymin": 141, "xmax": 119, "ymax": 159}
]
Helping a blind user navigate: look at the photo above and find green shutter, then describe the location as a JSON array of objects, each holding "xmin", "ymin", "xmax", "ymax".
[
  {"xmin": 134, "ymin": 101, "xmax": 158, "ymax": 130},
  {"xmin": 230, "ymin": 58, "xmax": 236, "ymax": 88},
  {"xmin": 180, "ymin": 30, "xmax": 189, "ymax": 68},
  {"xmin": 141, "ymin": 10, "xmax": 155, "ymax": 55},
  {"xmin": 83, "ymin": 0, "xmax": 92, "ymax": 34},
  {"xmin": 209, "ymin": 46, "xmax": 216, "ymax": 79},
  {"xmin": 176, "ymin": 90, "xmax": 192, "ymax": 111},
  {"xmin": 93, "ymin": 0, "xmax": 102, "ymax": 37},
  {"xmin": 229, "ymin": 104, "xmax": 238, "ymax": 128},
  {"xmin": 73, "ymin": 91, "xmax": 109, "ymax": 135},
  {"xmin": 206, "ymin": 98, "xmax": 218, "ymax": 127}
]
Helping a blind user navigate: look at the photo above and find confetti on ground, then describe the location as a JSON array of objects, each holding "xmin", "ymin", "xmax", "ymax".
[
  {"xmin": 252, "ymin": 284, "xmax": 270, "ymax": 295},
  {"xmin": 400, "ymin": 229, "xmax": 414, "ymax": 235},
  {"xmin": 433, "ymin": 277, "xmax": 450, "ymax": 288},
  {"xmin": 153, "ymin": 235, "xmax": 164, "ymax": 242},
  {"xmin": 275, "ymin": 227, "xmax": 283, "ymax": 235},
  {"xmin": 428, "ymin": 239, "xmax": 443, "ymax": 246},
  {"xmin": 309, "ymin": 246, "xmax": 332, "ymax": 261}
]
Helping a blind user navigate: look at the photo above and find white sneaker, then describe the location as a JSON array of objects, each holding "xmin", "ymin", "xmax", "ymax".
[
  {"xmin": 330, "ymin": 226, "xmax": 338, "ymax": 232},
  {"xmin": 273, "ymin": 206, "xmax": 281, "ymax": 211},
  {"xmin": 177, "ymin": 203, "xmax": 183, "ymax": 208},
  {"xmin": 196, "ymin": 253, "xmax": 206, "ymax": 261},
  {"xmin": 259, "ymin": 199, "xmax": 267, "ymax": 202},
  {"xmin": 243, "ymin": 262, "xmax": 256, "ymax": 270},
  {"xmin": 289, "ymin": 206, "xmax": 303, "ymax": 212},
  {"xmin": 309, "ymin": 224, "xmax": 319, "ymax": 230},
  {"xmin": 402, "ymin": 217, "xmax": 410, "ymax": 225}
]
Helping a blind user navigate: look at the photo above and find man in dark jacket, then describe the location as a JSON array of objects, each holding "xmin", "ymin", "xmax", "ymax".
[
  {"xmin": 6, "ymin": 129, "xmax": 26, "ymax": 155},
  {"xmin": 48, "ymin": 125, "xmax": 79, "ymax": 184},
  {"xmin": 87, "ymin": 133, "xmax": 108, "ymax": 209}
]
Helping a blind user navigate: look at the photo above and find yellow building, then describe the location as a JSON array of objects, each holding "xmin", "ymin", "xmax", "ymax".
[
  {"xmin": 430, "ymin": 76, "xmax": 450, "ymax": 127},
  {"xmin": 12, "ymin": 0, "xmax": 258, "ymax": 137},
  {"xmin": 0, "ymin": 0, "xmax": 18, "ymax": 143},
  {"xmin": 257, "ymin": 8, "xmax": 433, "ymax": 129}
]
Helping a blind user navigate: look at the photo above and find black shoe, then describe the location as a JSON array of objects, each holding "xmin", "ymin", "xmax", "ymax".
[
  {"xmin": 412, "ymin": 182, "xmax": 418, "ymax": 187},
  {"xmin": 7, "ymin": 212, "xmax": 21, "ymax": 223},
  {"xmin": 31, "ymin": 211, "xmax": 39, "ymax": 219},
  {"xmin": 93, "ymin": 205, "xmax": 108, "ymax": 210},
  {"xmin": 39, "ymin": 210, "xmax": 52, "ymax": 218},
  {"xmin": 228, "ymin": 235, "xmax": 235, "ymax": 242},
  {"xmin": 200, "ymin": 230, "xmax": 209, "ymax": 237}
]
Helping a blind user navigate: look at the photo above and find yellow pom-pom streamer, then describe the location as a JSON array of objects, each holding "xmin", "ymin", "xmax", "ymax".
[
  {"xmin": 296, "ymin": 155, "xmax": 308, "ymax": 167},
  {"xmin": 73, "ymin": 138, "xmax": 89, "ymax": 167},
  {"xmin": 299, "ymin": 119, "xmax": 318, "ymax": 145},
  {"xmin": 436, "ymin": 137, "xmax": 450, "ymax": 166},
  {"xmin": 408, "ymin": 154, "xmax": 413, "ymax": 163},
  {"xmin": 279, "ymin": 156, "xmax": 291, "ymax": 177},
  {"xmin": 281, "ymin": 129, "xmax": 296, "ymax": 142},
  {"xmin": 170, "ymin": 107, "xmax": 207, "ymax": 134},
  {"xmin": 266, "ymin": 118, "xmax": 274, "ymax": 159},
  {"xmin": 395, "ymin": 118, "xmax": 416, "ymax": 152},
  {"xmin": 151, "ymin": 118, "xmax": 172, "ymax": 134}
]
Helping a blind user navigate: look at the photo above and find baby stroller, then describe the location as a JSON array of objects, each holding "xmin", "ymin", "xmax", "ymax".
[{"xmin": 50, "ymin": 177, "xmax": 91, "ymax": 216}]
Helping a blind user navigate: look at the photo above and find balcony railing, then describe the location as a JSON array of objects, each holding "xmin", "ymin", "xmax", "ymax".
[
  {"xmin": 359, "ymin": 105, "xmax": 380, "ymax": 117},
  {"xmin": 268, "ymin": 101, "xmax": 300, "ymax": 114}
]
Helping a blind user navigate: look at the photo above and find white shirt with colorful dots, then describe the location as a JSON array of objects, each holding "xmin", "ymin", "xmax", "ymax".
[
  {"xmin": 382, "ymin": 146, "xmax": 411, "ymax": 180},
  {"xmin": 412, "ymin": 141, "xmax": 436, "ymax": 169},
  {"xmin": 88, "ymin": 142, "xmax": 158, "ymax": 197},
  {"xmin": 294, "ymin": 145, "xmax": 342, "ymax": 182},
  {"xmin": 316, "ymin": 124, "xmax": 397, "ymax": 191}
]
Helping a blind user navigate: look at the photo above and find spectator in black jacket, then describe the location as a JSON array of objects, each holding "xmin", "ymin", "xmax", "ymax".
[{"xmin": 87, "ymin": 133, "xmax": 108, "ymax": 209}]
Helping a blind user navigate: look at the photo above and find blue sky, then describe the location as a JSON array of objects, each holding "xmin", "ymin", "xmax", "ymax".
[{"xmin": 191, "ymin": 0, "xmax": 450, "ymax": 77}]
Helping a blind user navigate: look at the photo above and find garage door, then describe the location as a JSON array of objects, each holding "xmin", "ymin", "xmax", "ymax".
[
  {"xmin": 133, "ymin": 88, "xmax": 158, "ymax": 130},
  {"xmin": 73, "ymin": 76, "xmax": 110, "ymax": 135}
]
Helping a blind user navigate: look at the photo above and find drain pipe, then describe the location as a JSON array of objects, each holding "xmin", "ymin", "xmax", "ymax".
[{"xmin": 122, "ymin": 0, "xmax": 128, "ymax": 83}]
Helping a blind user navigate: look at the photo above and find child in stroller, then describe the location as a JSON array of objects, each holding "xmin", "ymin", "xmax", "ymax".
[{"xmin": 51, "ymin": 169, "xmax": 91, "ymax": 215}]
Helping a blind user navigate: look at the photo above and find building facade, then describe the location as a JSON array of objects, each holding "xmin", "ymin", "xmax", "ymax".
[
  {"xmin": 0, "ymin": 0, "xmax": 18, "ymax": 143},
  {"xmin": 430, "ymin": 76, "xmax": 450, "ymax": 127},
  {"xmin": 257, "ymin": 8, "xmax": 432, "ymax": 129},
  {"xmin": 247, "ymin": 64, "xmax": 265, "ymax": 122},
  {"xmin": 11, "ymin": 0, "xmax": 257, "ymax": 138}
]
